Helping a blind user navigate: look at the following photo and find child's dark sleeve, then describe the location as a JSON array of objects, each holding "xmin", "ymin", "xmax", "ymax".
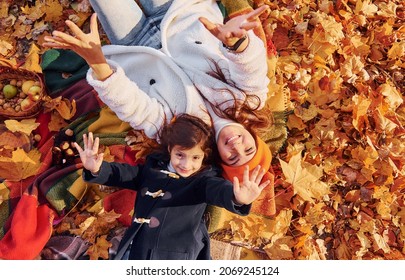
[
  {"xmin": 200, "ymin": 176, "xmax": 251, "ymax": 216},
  {"xmin": 82, "ymin": 161, "xmax": 142, "ymax": 190}
]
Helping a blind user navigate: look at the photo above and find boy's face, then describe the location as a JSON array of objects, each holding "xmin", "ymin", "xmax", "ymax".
[{"xmin": 169, "ymin": 145, "xmax": 205, "ymax": 178}]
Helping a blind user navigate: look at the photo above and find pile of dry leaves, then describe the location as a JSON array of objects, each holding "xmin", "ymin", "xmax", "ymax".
[{"xmin": 0, "ymin": 0, "xmax": 404, "ymax": 259}]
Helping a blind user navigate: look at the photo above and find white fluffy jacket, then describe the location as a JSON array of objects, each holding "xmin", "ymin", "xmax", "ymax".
[{"xmin": 87, "ymin": 0, "xmax": 269, "ymax": 140}]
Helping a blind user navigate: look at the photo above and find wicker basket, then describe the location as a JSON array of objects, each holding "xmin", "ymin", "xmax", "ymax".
[{"xmin": 0, "ymin": 65, "xmax": 45, "ymax": 120}]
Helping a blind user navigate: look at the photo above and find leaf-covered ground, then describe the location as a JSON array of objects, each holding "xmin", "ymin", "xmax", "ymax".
[{"xmin": 1, "ymin": 0, "xmax": 404, "ymax": 259}]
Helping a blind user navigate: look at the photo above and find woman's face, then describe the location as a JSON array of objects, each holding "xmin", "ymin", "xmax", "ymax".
[{"xmin": 216, "ymin": 125, "xmax": 256, "ymax": 166}]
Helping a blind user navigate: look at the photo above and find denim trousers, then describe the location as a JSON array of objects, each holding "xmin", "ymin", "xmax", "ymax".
[{"xmin": 89, "ymin": 0, "xmax": 174, "ymax": 48}]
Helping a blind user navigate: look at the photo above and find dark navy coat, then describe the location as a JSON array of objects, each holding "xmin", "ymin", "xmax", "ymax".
[{"xmin": 83, "ymin": 153, "xmax": 250, "ymax": 260}]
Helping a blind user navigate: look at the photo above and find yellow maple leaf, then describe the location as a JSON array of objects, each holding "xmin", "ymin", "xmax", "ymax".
[
  {"xmin": 377, "ymin": 83, "xmax": 403, "ymax": 110},
  {"xmin": 86, "ymin": 235, "xmax": 112, "ymax": 260},
  {"xmin": 355, "ymin": 0, "xmax": 378, "ymax": 16},
  {"xmin": 0, "ymin": 148, "xmax": 41, "ymax": 181},
  {"xmin": 279, "ymin": 152, "xmax": 330, "ymax": 203},
  {"xmin": 22, "ymin": 43, "xmax": 42, "ymax": 73},
  {"xmin": 340, "ymin": 55, "xmax": 365, "ymax": 78},
  {"xmin": 4, "ymin": 119, "xmax": 40, "ymax": 135},
  {"xmin": 264, "ymin": 235, "xmax": 294, "ymax": 259}
]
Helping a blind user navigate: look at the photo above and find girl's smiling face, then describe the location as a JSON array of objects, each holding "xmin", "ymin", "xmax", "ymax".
[
  {"xmin": 216, "ymin": 124, "xmax": 256, "ymax": 166},
  {"xmin": 169, "ymin": 144, "xmax": 205, "ymax": 177}
]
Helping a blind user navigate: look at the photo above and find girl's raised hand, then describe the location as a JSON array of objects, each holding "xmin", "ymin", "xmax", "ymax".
[
  {"xmin": 73, "ymin": 132, "xmax": 104, "ymax": 174},
  {"xmin": 232, "ymin": 165, "xmax": 270, "ymax": 205},
  {"xmin": 199, "ymin": 5, "xmax": 269, "ymax": 47}
]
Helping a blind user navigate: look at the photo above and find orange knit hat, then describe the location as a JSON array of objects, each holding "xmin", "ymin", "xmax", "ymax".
[{"xmin": 221, "ymin": 137, "xmax": 276, "ymax": 216}]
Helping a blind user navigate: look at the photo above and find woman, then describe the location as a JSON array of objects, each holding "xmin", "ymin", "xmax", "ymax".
[{"xmin": 43, "ymin": 0, "xmax": 275, "ymax": 216}]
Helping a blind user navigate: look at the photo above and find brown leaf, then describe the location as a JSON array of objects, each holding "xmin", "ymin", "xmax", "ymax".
[
  {"xmin": 0, "ymin": 129, "xmax": 31, "ymax": 151},
  {"xmin": 44, "ymin": 96, "xmax": 77, "ymax": 120}
]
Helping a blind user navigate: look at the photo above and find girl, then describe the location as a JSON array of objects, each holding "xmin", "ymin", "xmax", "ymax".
[
  {"xmin": 74, "ymin": 114, "xmax": 269, "ymax": 260},
  {"xmin": 43, "ymin": 0, "xmax": 276, "ymax": 216}
]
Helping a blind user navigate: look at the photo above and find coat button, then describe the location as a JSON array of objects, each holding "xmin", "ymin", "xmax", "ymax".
[
  {"xmin": 150, "ymin": 79, "xmax": 156, "ymax": 85},
  {"xmin": 134, "ymin": 216, "xmax": 160, "ymax": 228}
]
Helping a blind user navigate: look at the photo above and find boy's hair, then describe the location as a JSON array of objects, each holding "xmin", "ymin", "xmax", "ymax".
[{"xmin": 158, "ymin": 114, "xmax": 215, "ymax": 165}]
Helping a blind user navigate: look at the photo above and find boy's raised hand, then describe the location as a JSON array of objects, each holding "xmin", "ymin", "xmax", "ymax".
[
  {"xmin": 73, "ymin": 132, "xmax": 104, "ymax": 174},
  {"xmin": 232, "ymin": 165, "xmax": 270, "ymax": 205}
]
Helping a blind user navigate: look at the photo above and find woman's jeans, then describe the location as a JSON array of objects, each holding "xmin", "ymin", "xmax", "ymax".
[{"xmin": 89, "ymin": 0, "xmax": 174, "ymax": 48}]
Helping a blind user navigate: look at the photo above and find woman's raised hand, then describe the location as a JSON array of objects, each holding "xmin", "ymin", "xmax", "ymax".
[
  {"xmin": 198, "ymin": 5, "xmax": 269, "ymax": 48},
  {"xmin": 43, "ymin": 13, "xmax": 113, "ymax": 81},
  {"xmin": 73, "ymin": 132, "xmax": 104, "ymax": 174},
  {"xmin": 232, "ymin": 165, "xmax": 270, "ymax": 205}
]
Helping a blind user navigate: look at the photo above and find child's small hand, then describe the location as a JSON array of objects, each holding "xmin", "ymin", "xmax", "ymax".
[
  {"xmin": 73, "ymin": 132, "xmax": 104, "ymax": 174},
  {"xmin": 232, "ymin": 165, "xmax": 270, "ymax": 205}
]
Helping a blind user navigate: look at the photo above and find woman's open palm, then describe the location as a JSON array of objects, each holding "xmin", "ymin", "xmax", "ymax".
[
  {"xmin": 43, "ymin": 13, "xmax": 105, "ymax": 66},
  {"xmin": 199, "ymin": 5, "xmax": 269, "ymax": 46},
  {"xmin": 232, "ymin": 165, "xmax": 269, "ymax": 205}
]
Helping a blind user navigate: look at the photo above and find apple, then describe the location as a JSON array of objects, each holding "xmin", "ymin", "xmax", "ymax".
[
  {"xmin": 3, "ymin": 84, "xmax": 18, "ymax": 99},
  {"xmin": 20, "ymin": 97, "xmax": 36, "ymax": 111},
  {"xmin": 26, "ymin": 85, "xmax": 41, "ymax": 98},
  {"xmin": 21, "ymin": 80, "xmax": 36, "ymax": 94},
  {"xmin": 28, "ymin": 94, "xmax": 41, "ymax": 102}
]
